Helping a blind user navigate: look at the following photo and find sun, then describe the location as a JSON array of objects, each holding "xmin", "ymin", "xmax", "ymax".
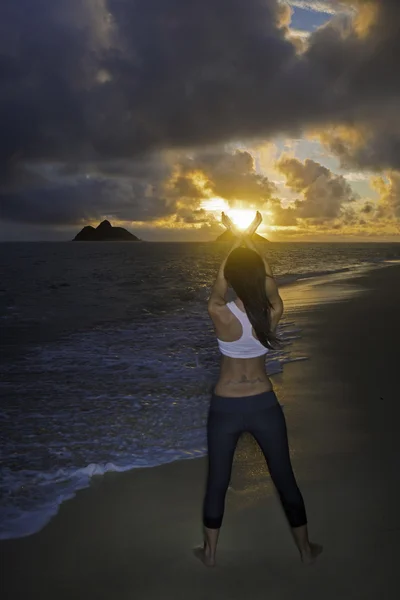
[
  {"xmin": 228, "ymin": 209, "xmax": 256, "ymax": 230},
  {"xmin": 200, "ymin": 198, "xmax": 267, "ymax": 230}
]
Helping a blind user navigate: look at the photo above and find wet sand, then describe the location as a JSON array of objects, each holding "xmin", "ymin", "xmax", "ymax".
[{"xmin": 1, "ymin": 263, "xmax": 400, "ymax": 600}]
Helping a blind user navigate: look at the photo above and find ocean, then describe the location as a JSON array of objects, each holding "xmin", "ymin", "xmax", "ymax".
[{"xmin": 1, "ymin": 241, "xmax": 399, "ymax": 539}]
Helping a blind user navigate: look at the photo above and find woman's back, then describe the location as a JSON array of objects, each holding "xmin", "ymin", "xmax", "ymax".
[
  {"xmin": 216, "ymin": 300, "xmax": 269, "ymax": 358},
  {"xmin": 209, "ymin": 298, "xmax": 273, "ymax": 397}
]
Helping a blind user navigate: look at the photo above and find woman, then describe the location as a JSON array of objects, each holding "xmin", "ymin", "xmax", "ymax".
[{"xmin": 195, "ymin": 211, "xmax": 322, "ymax": 567}]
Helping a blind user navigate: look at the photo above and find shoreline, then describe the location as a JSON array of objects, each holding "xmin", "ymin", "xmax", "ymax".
[{"xmin": 1, "ymin": 263, "xmax": 400, "ymax": 598}]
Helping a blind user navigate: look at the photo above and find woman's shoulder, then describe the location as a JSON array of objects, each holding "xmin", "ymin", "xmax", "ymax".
[{"xmin": 208, "ymin": 301, "xmax": 233, "ymax": 325}]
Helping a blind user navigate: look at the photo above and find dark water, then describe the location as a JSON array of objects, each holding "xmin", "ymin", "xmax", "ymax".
[{"xmin": 1, "ymin": 241, "xmax": 399, "ymax": 539}]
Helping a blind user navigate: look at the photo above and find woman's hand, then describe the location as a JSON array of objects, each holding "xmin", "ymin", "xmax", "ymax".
[
  {"xmin": 221, "ymin": 212, "xmax": 242, "ymax": 237},
  {"xmin": 245, "ymin": 211, "xmax": 262, "ymax": 237},
  {"xmin": 221, "ymin": 212, "xmax": 234, "ymax": 231}
]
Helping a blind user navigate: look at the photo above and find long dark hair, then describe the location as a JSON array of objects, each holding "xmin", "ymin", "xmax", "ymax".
[{"xmin": 224, "ymin": 247, "xmax": 277, "ymax": 349}]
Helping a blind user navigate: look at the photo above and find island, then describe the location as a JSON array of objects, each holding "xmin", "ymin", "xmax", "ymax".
[
  {"xmin": 215, "ymin": 230, "xmax": 269, "ymax": 242},
  {"xmin": 73, "ymin": 220, "xmax": 141, "ymax": 241}
]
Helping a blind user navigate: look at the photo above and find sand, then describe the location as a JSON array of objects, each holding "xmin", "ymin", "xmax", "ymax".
[{"xmin": 1, "ymin": 263, "xmax": 400, "ymax": 600}]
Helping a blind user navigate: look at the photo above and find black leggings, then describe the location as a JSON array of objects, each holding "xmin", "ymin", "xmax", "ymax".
[{"xmin": 203, "ymin": 390, "xmax": 307, "ymax": 529}]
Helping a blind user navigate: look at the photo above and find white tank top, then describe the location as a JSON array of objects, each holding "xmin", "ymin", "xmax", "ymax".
[{"xmin": 216, "ymin": 301, "xmax": 269, "ymax": 359}]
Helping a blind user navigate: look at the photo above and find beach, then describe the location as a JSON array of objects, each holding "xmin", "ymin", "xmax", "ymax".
[{"xmin": 1, "ymin": 263, "xmax": 400, "ymax": 600}]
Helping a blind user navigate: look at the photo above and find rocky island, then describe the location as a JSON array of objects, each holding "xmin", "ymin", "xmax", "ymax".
[{"xmin": 73, "ymin": 220, "xmax": 141, "ymax": 241}]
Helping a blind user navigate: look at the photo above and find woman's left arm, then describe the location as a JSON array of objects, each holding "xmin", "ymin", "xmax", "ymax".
[{"xmin": 208, "ymin": 215, "xmax": 242, "ymax": 313}]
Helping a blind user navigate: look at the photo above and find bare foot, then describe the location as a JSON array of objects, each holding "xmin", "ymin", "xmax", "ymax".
[
  {"xmin": 301, "ymin": 542, "xmax": 323, "ymax": 565},
  {"xmin": 193, "ymin": 546, "xmax": 216, "ymax": 568}
]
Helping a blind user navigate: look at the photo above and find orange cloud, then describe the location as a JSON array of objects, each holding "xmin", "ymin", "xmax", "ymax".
[
  {"xmin": 371, "ymin": 172, "xmax": 400, "ymax": 220},
  {"xmin": 353, "ymin": 1, "xmax": 379, "ymax": 38}
]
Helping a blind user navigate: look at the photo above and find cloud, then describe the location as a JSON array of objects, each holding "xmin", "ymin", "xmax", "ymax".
[
  {"xmin": 317, "ymin": 115, "xmax": 400, "ymax": 172},
  {"xmin": 0, "ymin": 176, "xmax": 175, "ymax": 226},
  {"xmin": 361, "ymin": 201, "xmax": 374, "ymax": 214},
  {"xmin": 0, "ymin": 156, "xmax": 175, "ymax": 225},
  {"xmin": 0, "ymin": 0, "xmax": 300, "ymax": 166},
  {"xmin": 168, "ymin": 149, "xmax": 277, "ymax": 204},
  {"xmin": 2, "ymin": 0, "xmax": 400, "ymax": 235},
  {"xmin": 371, "ymin": 172, "xmax": 400, "ymax": 220},
  {"xmin": 275, "ymin": 156, "xmax": 358, "ymax": 222},
  {"xmin": 174, "ymin": 207, "xmax": 210, "ymax": 224},
  {"xmin": 0, "ymin": 147, "xmax": 277, "ymax": 227},
  {"xmin": 343, "ymin": 171, "xmax": 371, "ymax": 182},
  {"xmin": 269, "ymin": 198, "xmax": 299, "ymax": 225},
  {"xmin": 305, "ymin": 0, "xmax": 400, "ymax": 174},
  {"xmin": 2, "ymin": 0, "xmax": 369, "ymax": 177},
  {"xmin": 289, "ymin": 29, "xmax": 311, "ymax": 39},
  {"xmin": 306, "ymin": 0, "xmax": 400, "ymax": 118},
  {"xmin": 277, "ymin": 156, "xmax": 331, "ymax": 192},
  {"xmin": 276, "ymin": 2, "xmax": 294, "ymax": 28},
  {"xmin": 285, "ymin": 1, "xmax": 347, "ymax": 15}
]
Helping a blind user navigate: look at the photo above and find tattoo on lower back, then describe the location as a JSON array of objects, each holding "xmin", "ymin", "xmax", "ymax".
[{"xmin": 225, "ymin": 376, "xmax": 265, "ymax": 385}]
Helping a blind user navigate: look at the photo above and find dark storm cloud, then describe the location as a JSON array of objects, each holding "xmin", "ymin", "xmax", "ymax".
[
  {"xmin": 318, "ymin": 114, "xmax": 400, "ymax": 172},
  {"xmin": 0, "ymin": 171, "xmax": 175, "ymax": 226},
  {"xmin": 0, "ymin": 146, "xmax": 179, "ymax": 225},
  {"xmin": 0, "ymin": 180, "xmax": 110, "ymax": 226},
  {"xmin": 307, "ymin": 0, "xmax": 400, "ymax": 99},
  {"xmin": 2, "ymin": 0, "xmax": 400, "ymax": 228},
  {"xmin": 308, "ymin": 0, "xmax": 400, "ymax": 171},
  {"xmin": 0, "ymin": 0, "xmax": 340, "ymax": 170}
]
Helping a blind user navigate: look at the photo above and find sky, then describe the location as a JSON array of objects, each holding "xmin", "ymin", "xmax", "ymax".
[{"xmin": 1, "ymin": 0, "xmax": 400, "ymax": 242}]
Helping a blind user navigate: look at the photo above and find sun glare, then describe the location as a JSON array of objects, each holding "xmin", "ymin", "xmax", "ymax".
[
  {"xmin": 200, "ymin": 198, "xmax": 265, "ymax": 230},
  {"xmin": 228, "ymin": 209, "xmax": 256, "ymax": 230},
  {"xmin": 200, "ymin": 197, "xmax": 228, "ymax": 212}
]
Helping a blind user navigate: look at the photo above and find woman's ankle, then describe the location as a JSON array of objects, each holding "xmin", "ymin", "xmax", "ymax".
[
  {"xmin": 291, "ymin": 524, "xmax": 311, "ymax": 553},
  {"xmin": 203, "ymin": 526, "xmax": 220, "ymax": 559}
]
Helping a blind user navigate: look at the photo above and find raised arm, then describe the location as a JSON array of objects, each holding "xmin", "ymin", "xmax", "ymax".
[
  {"xmin": 242, "ymin": 212, "xmax": 284, "ymax": 333},
  {"xmin": 207, "ymin": 213, "xmax": 243, "ymax": 313}
]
